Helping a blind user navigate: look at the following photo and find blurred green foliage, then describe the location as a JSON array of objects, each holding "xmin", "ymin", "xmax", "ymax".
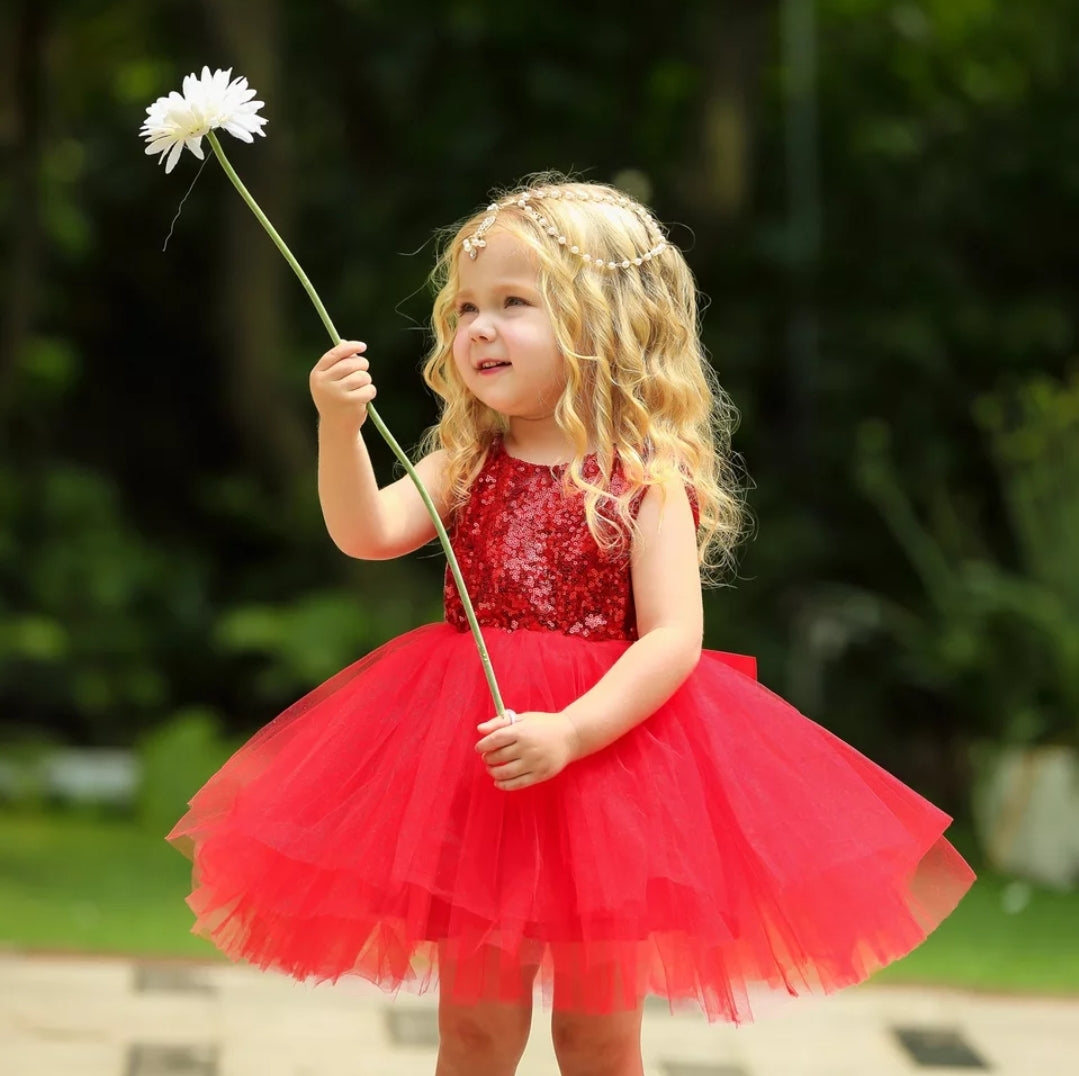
[
  {"xmin": 1, "ymin": 0, "xmax": 1078, "ymax": 821},
  {"xmin": 791, "ymin": 372, "xmax": 1079, "ymax": 760},
  {"xmin": 136, "ymin": 707, "xmax": 238, "ymax": 833}
]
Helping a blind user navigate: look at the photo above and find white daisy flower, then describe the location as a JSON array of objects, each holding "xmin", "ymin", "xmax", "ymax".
[{"xmin": 140, "ymin": 67, "xmax": 267, "ymax": 173}]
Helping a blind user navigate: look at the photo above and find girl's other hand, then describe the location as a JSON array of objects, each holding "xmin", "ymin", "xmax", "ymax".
[
  {"xmin": 310, "ymin": 340, "xmax": 375, "ymax": 428},
  {"xmin": 475, "ymin": 711, "xmax": 582, "ymax": 791}
]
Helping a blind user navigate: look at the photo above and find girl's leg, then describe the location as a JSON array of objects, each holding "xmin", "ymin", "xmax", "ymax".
[
  {"xmin": 550, "ymin": 1005, "xmax": 645, "ymax": 1076},
  {"xmin": 550, "ymin": 952, "xmax": 645, "ymax": 1076},
  {"xmin": 434, "ymin": 942, "xmax": 538, "ymax": 1076}
]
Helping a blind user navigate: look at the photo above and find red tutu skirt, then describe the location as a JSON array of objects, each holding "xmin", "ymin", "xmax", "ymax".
[{"xmin": 168, "ymin": 623, "xmax": 975, "ymax": 1023}]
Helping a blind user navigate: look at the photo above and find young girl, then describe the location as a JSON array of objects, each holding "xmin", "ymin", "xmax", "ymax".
[{"xmin": 168, "ymin": 178, "xmax": 975, "ymax": 1076}]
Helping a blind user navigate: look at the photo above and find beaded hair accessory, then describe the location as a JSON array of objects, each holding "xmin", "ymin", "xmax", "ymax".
[{"xmin": 462, "ymin": 187, "xmax": 669, "ymax": 271}]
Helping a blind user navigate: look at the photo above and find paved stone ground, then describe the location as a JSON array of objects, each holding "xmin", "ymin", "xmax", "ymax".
[{"xmin": 1, "ymin": 950, "xmax": 1077, "ymax": 1076}]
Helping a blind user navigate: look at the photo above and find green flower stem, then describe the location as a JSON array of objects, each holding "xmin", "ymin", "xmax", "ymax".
[{"xmin": 206, "ymin": 131, "xmax": 507, "ymax": 718}]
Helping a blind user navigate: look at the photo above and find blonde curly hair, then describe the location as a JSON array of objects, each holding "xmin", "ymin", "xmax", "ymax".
[{"xmin": 420, "ymin": 175, "xmax": 745, "ymax": 583}]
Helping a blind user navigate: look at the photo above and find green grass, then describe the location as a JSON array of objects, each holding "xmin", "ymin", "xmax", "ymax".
[
  {"xmin": 873, "ymin": 872, "xmax": 1079, "ymax": 993},
  {"xmin": 1, "ymin": 808, "xmax": 1077, "ymax": 993},
  {"xmin": 0, "ymin": 807, "xmax": 221, "ymax": 961}
]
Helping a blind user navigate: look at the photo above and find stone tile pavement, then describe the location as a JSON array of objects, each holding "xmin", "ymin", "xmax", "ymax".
[{"xmin": 1, "ymin": 950, "xmax": 1077, "ymax": 1075}]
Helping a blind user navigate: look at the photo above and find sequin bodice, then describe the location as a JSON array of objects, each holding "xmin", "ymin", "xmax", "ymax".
[{"xmin": 443, "ymin": 440, "xmax": 644, "ymax": 641}]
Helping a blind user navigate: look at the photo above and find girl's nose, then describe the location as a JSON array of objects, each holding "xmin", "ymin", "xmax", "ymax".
[{"xmin": 469, "ymin": 312, "xmax": 496, "ymax": 341}]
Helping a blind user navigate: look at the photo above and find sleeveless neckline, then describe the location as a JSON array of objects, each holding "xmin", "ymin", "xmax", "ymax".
[{"xmin": 491, "ymin": 437, "xmax": 586, "ymax": 472}]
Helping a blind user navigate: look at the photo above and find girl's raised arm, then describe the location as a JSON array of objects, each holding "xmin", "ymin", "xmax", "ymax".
[{"xmin": 311, "ymin": 340, "xmax": 450, "ymax": 561}]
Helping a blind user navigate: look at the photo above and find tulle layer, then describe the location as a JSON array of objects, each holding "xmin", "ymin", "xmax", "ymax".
[{"xmin": 167, "ymin": 623, "xmax": 975, "ymax": 1023}]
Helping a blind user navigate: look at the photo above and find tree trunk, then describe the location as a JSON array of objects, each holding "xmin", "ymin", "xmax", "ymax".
[
  {"xmin": 205, "ymin": 0, "xmax": 311, "ymax": 491},
  {"xmin": 0, "ymin": 0, "xmax": 47, "ymax": 438},
  {"xmin": 679, "ymin": 0, "xmax": 774, "ymax": 225}
]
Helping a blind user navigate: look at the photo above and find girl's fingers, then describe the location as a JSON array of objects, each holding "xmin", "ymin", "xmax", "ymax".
[
  {"xmin": 477, "ymin": 713, "xmax": 514, "ymax": 734},
  {"xmin": 476, "ymin": 714, "xmax": 517, "ymax": 749},
  {"xmin": 495, "ymin": 774, "xmax": 533, "ymax": 792},
  {"xmin": 314, "ymin": 340, "xmax": 366, "ymax": 371},
  {"xmin": 486, "ymin": 760, "xmax": 521, "ymax": 780},
  {"xmin": 489, "ymin": 757, "xmax": 530, "ymax": 780},
  {"xmin": 325, "ymin": 357, "xmax": 370, "ymax": 381},
  {"xmin": 337, "ymin": 371, "xmax": 373, "ymax": 391},
  {"xmin": 475, "ymin": 728, "xmax": 515, "ymax": 753}
]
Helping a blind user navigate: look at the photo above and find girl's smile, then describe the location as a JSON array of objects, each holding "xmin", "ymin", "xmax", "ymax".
[{"xmin": 475, "ymin": 358, "xmax": 512, "ymax": 374}]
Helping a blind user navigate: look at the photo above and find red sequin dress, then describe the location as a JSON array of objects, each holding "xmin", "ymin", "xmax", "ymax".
[{"xmin": 168, "ymin": 439, "xmax": 975, "ymax": 1023}]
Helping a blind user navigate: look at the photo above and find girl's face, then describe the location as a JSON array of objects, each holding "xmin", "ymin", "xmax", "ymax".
[{"xmin": 451, "ymin": 230, "xmax": 566, "ymax": 423}]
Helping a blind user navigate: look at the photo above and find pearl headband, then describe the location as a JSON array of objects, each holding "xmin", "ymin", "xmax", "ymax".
[{"xmin": 462, "ymin": 187, "xmax": 669, "ymax": 271}]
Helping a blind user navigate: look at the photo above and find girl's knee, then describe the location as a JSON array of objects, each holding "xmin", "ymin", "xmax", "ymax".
[
  {"xmin": 438, "ymin": 1001, "xmax": 532, "ymax": 1071},
  {"xmin": 550, "ymin": 1008, "xmax": 643, "ymax": 1075}
]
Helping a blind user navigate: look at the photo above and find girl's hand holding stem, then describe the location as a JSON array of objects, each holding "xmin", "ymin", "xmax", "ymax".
[
  {"xmin": 476, "ymin": 712, "xmax": 584, "ymax": 791},
  {"xmin": 310, "ymin": 338, "xmax": 393, "ymax": 560},
  {"xmin": 310, "ymin": 340, "xmax": 376, "ymax": 429}
]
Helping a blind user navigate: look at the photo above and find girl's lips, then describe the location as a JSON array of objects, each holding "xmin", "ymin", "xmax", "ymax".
[{"xmin": 476, "ymin": 361, "xmax": 511, "ymax": 375}]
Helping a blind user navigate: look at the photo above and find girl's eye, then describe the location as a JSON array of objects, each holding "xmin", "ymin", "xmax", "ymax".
[
  {"xmin": 457, "ymin": 301, "xmax": 477, "ymax": 315},
  {"xmin": 505, "ymin": 296, "xmax": 529, "ymax": 307}
]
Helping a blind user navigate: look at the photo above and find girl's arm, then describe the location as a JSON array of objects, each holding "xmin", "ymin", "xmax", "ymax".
[
  {"xmin": 318, "ymin": 422, "xmax": 448, "ymax": 560},
  {"xmin": 476, "ymin": 477, "xmax": 703, "ymax": 789},
  {"xmin": 312, "ymin": 340, "xmax": 450, "ymax": 560},
  {"xmin": 560, "ymin": 477, "xmax": 703, "ymax": 756}
]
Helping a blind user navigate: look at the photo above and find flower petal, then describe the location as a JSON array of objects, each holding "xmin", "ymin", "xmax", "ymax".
[
  {"xmin": 165, "ymin": 139, "xmax": 186, "ymax": 173},
  {"xmin": 145, "ymin": 137, "xmax": 177, "ymax": 155}
]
